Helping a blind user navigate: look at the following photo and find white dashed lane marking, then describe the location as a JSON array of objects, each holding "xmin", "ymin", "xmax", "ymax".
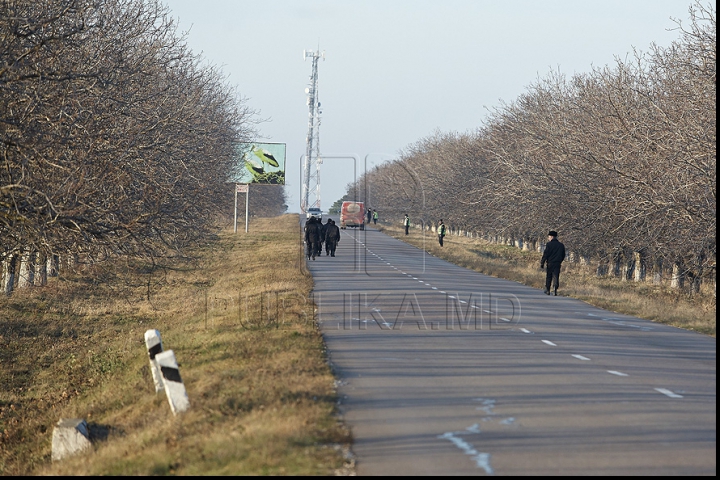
[
  {"xmin": 655, "ymin": 388, "xmax": 683, "ymax": 398},
  {"xmin": 608, "ymin": 370, "xmax": 629, "ymax": 377},
  {"xmin": 572, "ymin": 354, "xmax": 591, "ymax": 361},
  {"xmin": 541, "ymin": 340, "xmax": 557, "ymax": 346}
]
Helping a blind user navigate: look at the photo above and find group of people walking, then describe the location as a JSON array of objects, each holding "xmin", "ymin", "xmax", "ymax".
[
  {"xmin": 304, "ymin": 217, "xmax": 341, "ymax": 260},
  {"xmin": 307, "ymin": 211, "xmax": 566, "ymax": 296}
]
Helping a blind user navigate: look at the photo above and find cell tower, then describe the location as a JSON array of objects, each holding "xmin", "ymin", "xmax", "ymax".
[{"xmin": 301, "ymin": 49, "xmax": 324, "ymax": 213}]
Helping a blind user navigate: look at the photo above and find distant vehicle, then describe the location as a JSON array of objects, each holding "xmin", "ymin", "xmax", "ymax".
[
  {"xmin": 340, "ymin": 201, "xmax": 365, "ymax": 230},
  {"xmin": 306, "ymin": 207, "xmax": 322, "ymax": 221}
]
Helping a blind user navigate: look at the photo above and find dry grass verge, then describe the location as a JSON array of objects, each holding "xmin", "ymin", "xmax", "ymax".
[
  {"xmin": 0, "ymin": 214, "xmax": 355, "ymax": 475},
  {"xmin": 377, "ymin": 223, "xmax": 715, "ymax": 337}
]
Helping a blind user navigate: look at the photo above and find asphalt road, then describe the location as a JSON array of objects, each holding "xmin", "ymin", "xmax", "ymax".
[{"xmin": 304, "ymin": 218, "xmax": 716, "ymax": 476}]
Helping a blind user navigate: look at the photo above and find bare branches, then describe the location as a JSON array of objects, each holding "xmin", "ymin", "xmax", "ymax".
[
  {"xmin": 358, "ymin": 2, "xmax": 715, "ymax": 289},
  {"xmin": 1, "ymin": 0, "xmax": 271, "ymax": 268}
]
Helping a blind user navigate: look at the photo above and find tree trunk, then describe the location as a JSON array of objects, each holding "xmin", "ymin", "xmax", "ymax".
[
  {"xmin": 670, "ymin": 261, "xmax": 684, "ymax": 289},
  {"xmin": 633, "ymin": 251, "xmax": 646, "ymax": 282},
  {"xmin": 653, "ymin": 257, "xmax": 663, "ymax": 284},
  {"xmin": 3, "ymin": 255, "xmax": 17, "ymax": 295},
  {"xmin": 49, "ymin": 254, "xmax": 60, "ymax": 277},
  {"xmin": 596, "ymin": 259, "xmax": 609, "ymax": 277},
  {"xmin": 690, "ymin": 252, "xmax": 705, "ymax": 294},
  {"xmin": 36, "ymin": 252, "xmax": 48, "ymax": 286},
  {"xmin": 18, "ymin": 251, "xmax": 35, "ymax": 288},
  {"xmin": 612, "ymin": 251, "xmax": 622, "ymax": 278}
]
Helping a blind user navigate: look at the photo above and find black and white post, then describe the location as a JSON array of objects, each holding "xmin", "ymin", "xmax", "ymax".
[
  {"xmin": 156, "ymin": 350, "xmax": 190, "ymax": 415},
  {"xmin": 144, "ymin": 329, "xmax": 164, "ymax": 393}
]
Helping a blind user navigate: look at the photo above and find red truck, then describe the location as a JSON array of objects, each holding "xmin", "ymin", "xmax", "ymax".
[{"xmin": 340, "ymin": 201, "xmax": 365, "ymax": 230}]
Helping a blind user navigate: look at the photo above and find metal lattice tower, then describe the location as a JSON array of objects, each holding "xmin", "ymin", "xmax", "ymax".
[{"xmin": 302, "ymin": 49, "xmax": 324, "ymax": 212}]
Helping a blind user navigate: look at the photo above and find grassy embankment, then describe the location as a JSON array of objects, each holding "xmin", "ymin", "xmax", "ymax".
[
  {"xmin": 0, "ymin": 214, "xmax": 354, "ymax": 475},
  {"xmin": 377, "ymin": 223, "xmax": 716, "ymax": 337}
]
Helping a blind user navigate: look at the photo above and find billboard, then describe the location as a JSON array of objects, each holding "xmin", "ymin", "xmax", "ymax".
[{"xmin": 236, "ymin": 142, "xmax": 286, "ymax": 184}]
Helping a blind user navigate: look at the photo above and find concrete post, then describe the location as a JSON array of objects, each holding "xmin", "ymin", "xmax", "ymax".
[
  {"xmin": 51, "ymin": 418, "xmax": 92, "ymax": 461},
  {"xmin": 144, "ymin": 329, "xmax": 165, "ymax": 393},
  {"xmin": 156, "ymin": 350, "xmax": 190, "ymax": 415}
]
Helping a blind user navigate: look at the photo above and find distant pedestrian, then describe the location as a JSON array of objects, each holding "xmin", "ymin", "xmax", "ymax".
[
  {"xmin": 372, "ymin": 209, "xmax": 378, "ymax": 225},
  {"xmin": 304, "ymin": 217, "xmax": 321, "ymax": 261},
  {"xmin": 403, "ymin": 214, "xmax": 410, "ymax": 235},
  {"xmin": 437, "ymin": 219, "xmax": 446, "ymax": 246},
  {"xmin": 366, "ymin": 208, "xmax": 372, "ymax": 224},
  {"xmin": 318, "ymin": 218, "xmax": 331, "ymax": 256},
  {"xmin": 324, "ymin": 219, "xmax": 341, "ymax": 257},
  {"xmin": 540, "ymin": 230, "xmax": 566, "ymax": 296}
]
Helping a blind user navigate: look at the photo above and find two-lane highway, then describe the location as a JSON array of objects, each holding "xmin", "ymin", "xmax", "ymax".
[{"xmin": 304, "ymin": 220, "xmax": 716, "ymax": 475}]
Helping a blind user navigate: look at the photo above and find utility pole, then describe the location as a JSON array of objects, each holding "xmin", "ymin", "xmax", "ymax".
[{"xmin": 301, "ymin": 49, "xmax": 324, "ymax": 213}]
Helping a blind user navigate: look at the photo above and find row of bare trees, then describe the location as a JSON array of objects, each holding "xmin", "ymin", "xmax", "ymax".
[
  {"xmin": 349, "ymin": 2, "xmax": 715, "ymax": 294},
  {"xmin": 1, "ymin": 0, "xmax": 286, "ymax": 293}
]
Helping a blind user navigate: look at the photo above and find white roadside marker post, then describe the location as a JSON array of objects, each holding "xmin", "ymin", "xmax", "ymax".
[
  {"xmin": 144, "ymin": 329, "xmax": 164, "ymax": 393},
  {"xmin": 156, "ymin": 350, "xmax": 190, "ymax": 414}
]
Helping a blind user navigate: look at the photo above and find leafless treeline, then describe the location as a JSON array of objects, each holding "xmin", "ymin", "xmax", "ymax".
[
  {"xmin": 352, "ymin": 2, "xmax": 716, "ymax": 294},
  {"xmin": 1, "ymin": 0, "xmax": 285, "ymax": 293}
]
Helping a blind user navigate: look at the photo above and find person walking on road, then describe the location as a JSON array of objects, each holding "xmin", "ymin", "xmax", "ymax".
[
  {"xmin": 437, "ymin": 219, "xmax": 446, "ymax": 246},
  {"xmin": 540, "ymin": 230, "xmax": 566, "ymax": 296},
  {"xmin": 304, "ymin": 217, "xmax": 322, "ymax": 261},
  {"xmin": 366, "ymin": 208, "xmax": 372, "ymax": 224},
  {"xmin": 318, "ymin": 218, "xmax": 331, "ymax": 257},
  {"xmin": 372, "ymin": 209, "xmax": 378, "ymax": 225},
  {"xmin": 324, "ymin": 219, "xmax": 341, "ymax": 257},
  {"xmin": 403, "ymin": 214, "xmax": 410, "ymax": 235}
]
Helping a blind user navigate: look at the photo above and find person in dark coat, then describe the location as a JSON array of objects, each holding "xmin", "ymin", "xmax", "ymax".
[
  {"xmin": 324, "ymin": 219, "xmax": 341, "ymax": 257},
  {"xmin": 540, "ymin": 230, "xmax": 566, "ymax": 296},
  {"xmin": 318, "ymin": 218, "xmax": 330, "ymax": 256},
  {"xmin": 304, "ymin": 217, "xmax": 322, "ymax": 260}
]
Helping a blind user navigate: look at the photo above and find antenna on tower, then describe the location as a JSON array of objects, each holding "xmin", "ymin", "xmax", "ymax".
[{"xmin": 301, "ymin": 49, "xmax": 324, "ymax": 214}]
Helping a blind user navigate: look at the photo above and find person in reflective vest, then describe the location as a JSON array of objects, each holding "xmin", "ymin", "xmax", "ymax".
[{"xmin": 437, "ymin": 220, "xmax": 446, "ymax": 246}]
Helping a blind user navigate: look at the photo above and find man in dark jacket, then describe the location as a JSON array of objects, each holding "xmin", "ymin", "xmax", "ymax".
[
  {"xmin": 324, "ymin": 219, "xmax": 341, "ymax": 257},
  {"xmin": 540, "ymin": 230, "xmax": 566, "ymax": 296},
  {"xmin": 304, "ymin": 217, "xmax": 321, "ymax": 261},
  {"xmin": 318, "ymin": 218, "xmax": 330, "ymax": 256}
]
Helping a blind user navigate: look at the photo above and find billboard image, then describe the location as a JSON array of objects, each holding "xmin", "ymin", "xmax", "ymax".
[{"xmin": 236, "ymin": 142, "xmax": 286, "ymax": 184}]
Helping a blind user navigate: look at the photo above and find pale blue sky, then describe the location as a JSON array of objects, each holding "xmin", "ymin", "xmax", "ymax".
[{"xmin": 162, "ymin": 0, "xmax": 696, "ymax": 213}]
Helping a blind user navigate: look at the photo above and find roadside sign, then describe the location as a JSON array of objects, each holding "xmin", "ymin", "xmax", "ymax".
[{"xmin": 236, "ymin": 184, "xmax": 248, "ymax": 193}]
